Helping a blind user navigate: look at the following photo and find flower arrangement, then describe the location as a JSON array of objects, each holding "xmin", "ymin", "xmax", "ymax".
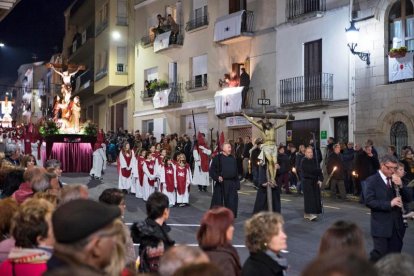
[
  {"xmin": 39, "ymin": 120, "xmax": 59, "ymax": 136},
  {"xmin": 82, "ymin": 121, "xmax": 98, "ymax": 136},
  {"xmin": 389, "ymin": 46, "xmax": 408, "ymax": 58},
  {"xmin": 148, "ymin": 79, "xmax": 169, "ymax": 91}
]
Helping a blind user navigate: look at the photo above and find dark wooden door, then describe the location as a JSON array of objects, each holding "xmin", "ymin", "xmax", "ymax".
[
  {"xmin": 229, "ymin": 0, "xmax": 246, "ymax": 14},
  {"xmin": 334, "ymin": 116, "xmax": 349, "ymax": 144},
  {"xmin": 286, "ymin": 118, "xmax": 320, "ymax": 147},
  {"xmin": 304, "ymin": 39, "xmax": 322, "ymax": 101}
]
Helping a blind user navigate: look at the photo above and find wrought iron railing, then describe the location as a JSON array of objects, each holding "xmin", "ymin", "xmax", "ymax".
[
  {"xmin": 95, "ymin": 68, "xmax": 108, "ymax": 81},
  {"xmin": 185, "ymin": 15, "xmax": 209, "ymax": 31},
  {"xmin": 140, "ymin": 34, "xmax": 153, "ymax": 47},
  {"xmin": 140, "ymin": 83, "xmax": 182, "ymax": 105},
  {"xmin": 117, "ymin": 16, "xmax": 128, "ymax": 26},
  {"xmin": 186, "ymin": 75, "xmax": 208, "ymax": 90},
  {"xmin": 287, "ymin": 0, "xmax": 326, "ymax": 20},
  {"xmin": 242, "ymin": 10, "xmax": 254, "ymax": 33},
  {"xmin": 95, "ymin": 19, "xmax": 108, "ymax": 36},
  {"xmin": 280, "ymin": 73, "xmax": 333, "ymax": 105}
]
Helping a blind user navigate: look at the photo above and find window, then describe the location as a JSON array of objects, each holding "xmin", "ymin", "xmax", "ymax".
[
  {"xmin": 229, "ymin": 0, "xmax": 246, "ymax": 14},
  {"xmin": 190, "ymin": 54, "xmax": 207, "ymax": 88},
  {"xmin": 389, "ymin": 0, "xmax": 414, "ymax": 50},
  {"xmin": 117, "ymin": 46, "xmax": 127, "ymax": 73},
  {"xmin": 390, "ymin": 121, "xmax": 408, "ymax": 157},
  {"xmin": 117, "ymin": 0, "xmax": 128, "ymax": 25},
  {"xmin": 142, "ymin": 119, "xmax": 154, "ymax": 134},
  {"xmin": 144, "ymin": 67, "xmax": 158, "ymax": 82}
]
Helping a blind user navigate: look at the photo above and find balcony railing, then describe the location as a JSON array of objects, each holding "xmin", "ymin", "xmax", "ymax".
[
  {"xmin": 117, "ymin": 16, "xmax": 128, "ymax": 26},
  {"xmin": 140, "ymin": 34, "xmax": 153, "ymax": 48},
  {"xmin": 140, "ymin": 83, "xmax": 182, "ymax": 106},
  {"xmin": 280, "ymin": 73, "xmax": 333, "ymax": 106},
  {"xmin": 214, "ymin": 10, "xmax": 254, "ymax": 43},
  {"xmin": 185, "ymin": 15, "xmax": 209, "ymax": 31},
  {"xmin": 68, "ymin": 24, "xmax": 94, "ymax": 56},
  {"xmin": 95, "ymin": 19, "xmax": 108, "ymax": 36},
  {"xmin": 75, "ymin": 69, "xmax": 93, "ymax": 92},
  {"xmin": 95, "ymin": 68, "xmax": 108, "ymax": 81},
  {"xmin": 287, "ymin": 0, "xmax": 326, "ymax": 20},
  {"xmin": 186, "ymin": 75, "xmax": 208, "ymax": 90}
]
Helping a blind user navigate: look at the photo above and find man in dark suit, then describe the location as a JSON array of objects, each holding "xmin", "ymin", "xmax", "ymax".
[{"xmin": 365, "ymin": 154, "xmax": 412, "ymax": 262}]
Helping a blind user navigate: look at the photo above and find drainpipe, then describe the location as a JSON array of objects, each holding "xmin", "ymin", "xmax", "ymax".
[{"xmin": 348, "ymin": 0, "xmax": 356, "ymax": 142}]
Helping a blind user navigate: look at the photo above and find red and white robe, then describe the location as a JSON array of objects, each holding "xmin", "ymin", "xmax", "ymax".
[
  {"xmin": 192, "ymin": 145, "xmax": 211, "ymax": 188},
  {"xmin": 159, "ymin": 163, "xmax": 176, "ymax": 206},
  {"xmin": 118, "ymin": 151, "xmax": 134, "ymax": 190},
  {"xmin": 142, "ymin": 159, "xmax": 156, "ymax": 201},
  {"xmin": 133, "ymin": 155, "xmax": 145, "ymax": 198},
  {"xmin": 175, "ymin": 163, "xmax": 192, "ymax": 204}
]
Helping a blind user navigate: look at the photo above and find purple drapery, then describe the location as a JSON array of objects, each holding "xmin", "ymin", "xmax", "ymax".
[{"xmin": 50, "ymin": 142, "xmax": 93, "ymax": 173}]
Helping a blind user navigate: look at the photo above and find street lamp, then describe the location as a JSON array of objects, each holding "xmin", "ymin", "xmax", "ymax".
[
  {"xmin": 0, "ymin": 43, "xmax": 4, "ymax": 47},
  {"xmin": 345, "ymin": 21, "xmax": 370, "ymax": 65}
]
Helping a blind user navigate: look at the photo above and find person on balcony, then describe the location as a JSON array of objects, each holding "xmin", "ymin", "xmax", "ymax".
[
  {"xmin": 229, "ymin": 72, "xmax": 240, "ymax": 87},
  {"xmin": 167, "ymin": 14, "xmax": 179, "ymax": 44},
  {"xmin": 240, "ymin": 68, "xmax": 250, "ymax": 108},
  {"xmin": 152, "ymin": 14, "xmax": 166, "ymax": 36}
]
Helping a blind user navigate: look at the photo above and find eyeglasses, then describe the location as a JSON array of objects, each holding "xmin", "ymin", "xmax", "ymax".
[{"xmin": 384, "ymin": 164, "xmax": 397, "ymax": 171}]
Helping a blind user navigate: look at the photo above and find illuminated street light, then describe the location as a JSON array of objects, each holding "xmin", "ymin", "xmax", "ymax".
[
  {"xmin": 0, "ymin": 43, "xmax": 5, "ymax": 47},
  {"xmin": 345, "ymin": 21, "xmax": 370, "ymax": 65},
  {"xmin": 112, "ymin": 31, "xmax": 121, "ymax": 40}
]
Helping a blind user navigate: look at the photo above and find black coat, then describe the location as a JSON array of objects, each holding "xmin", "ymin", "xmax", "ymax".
[
  {"xmin": 242, "ymin": 251, "xmax": 287, "ymax": 276},
  {"xmin": 277, "ymin": 153, "xmax": 290, "ymax": 175},
  {"xmin": 326, "ymin": 152, "xmax": 345, "ymax": 180},
  {"xmin": 131, "ymin": 218, "xmax": 175, "ymax": 273},
  {"xmin": 355, "ymin": 151, "xmax": 379, "ymax": 181},
  {"xmin": 365, "ymin": 172, "xmax": 411, "ymax": 238}
]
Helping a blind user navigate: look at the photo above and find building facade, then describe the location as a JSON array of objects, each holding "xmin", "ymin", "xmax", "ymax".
[
  {"xmin": 133, "ymin": 0, "xmax": 277, "ymax": 141},
  {"xmin": 94, "ymin": 0, "xmax": 135, "ymax": 132},
  {"xmin": 352, "ymin": 0, "xmax": 414, "ymax": 156},
  {"xmin": 275, "ymin": 0, "xmax": 351, "ymax": 149}
]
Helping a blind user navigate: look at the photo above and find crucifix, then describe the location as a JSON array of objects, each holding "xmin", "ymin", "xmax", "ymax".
[{"xmin": 241, "ymin": 89, "xmax": 290, "ymax": 211}]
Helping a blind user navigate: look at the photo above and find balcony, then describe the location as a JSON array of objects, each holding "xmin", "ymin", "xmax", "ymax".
[
  {"xmin": 287, "ymin": 0, "xmax": 326, "ymax": 21},
  {"xmin": 153, "ymin": 26, "xmax": 184, "ymax": 52},
  {"xmin": 141, "ymin": 83, "xmax": 182, "ymax": 108},
  {"xmin": 140, "ymin": 34, "xmax": 153, "ymax": 48},
  {"xmin": 214, "ymin": 10, "xmax": 254, "ymax": 44},
  {"xmin": 95, "ymin": 19, "xmax": 108, "ymax": 36},
  {"xmin": 280, "ymin": 73, "xmax": 333, "ymax": 106},
  {"xmin": 95, "ymin": 67, "xmax": 108, "ymax": 81},
  {"xmin": 186, "ymin": 75, "xmax": 208, "ymax": 91},
  {"xmin": 185, "ymin": 15, "xmax": 209, "ymax": 32},
  {"xmin": 68, "ymin": 24, "xmax": 95, "ymax": 59},
  {"xmin": 75, "ymin": 69, "xmax": 94, "ymax": 93}
]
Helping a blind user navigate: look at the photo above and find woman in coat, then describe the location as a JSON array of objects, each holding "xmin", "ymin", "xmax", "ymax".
[
  {"xmin": 197, "ymin": 207, "xmax": 241, "ymax": 276},
  {"xmin": 242, "ymin": 212, "xmax": 288, "ymax": 276}
]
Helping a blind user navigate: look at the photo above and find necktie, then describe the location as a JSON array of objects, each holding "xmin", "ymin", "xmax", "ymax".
[{"xmin": 386, "ymin": 177, "xmax": 392, "ymax": 189}]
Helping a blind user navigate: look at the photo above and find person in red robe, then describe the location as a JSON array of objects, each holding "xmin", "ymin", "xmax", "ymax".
[{"xmin": 175, "ymin": 153, "xmax": 192, "ymax": 207}]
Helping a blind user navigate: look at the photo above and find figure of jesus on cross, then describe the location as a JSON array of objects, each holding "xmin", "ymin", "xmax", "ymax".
[{"xmin": 241, "ymin": 90, "xmax": 290, "ymax": 186}]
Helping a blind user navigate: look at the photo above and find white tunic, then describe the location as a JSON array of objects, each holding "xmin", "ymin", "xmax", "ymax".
[
  {"xmin": 118, "ymin": 151, "xmax": 135, "ymax": 190},
  {"xmin": 175, "ymin": 164, "xmax": 192, "ymax": 204},
  {"xmin": 142, "ymin": 161, "xmax": 156, "ymax": 201},
  {"xmin": 132, "ymin": 156, "xmax": 143, "ymax": 199},
  {"xmin": 90, "ymin": 148, "xmax": 107, "ymax": 178},
  {"xmin": 192, "ymin": 146, "xmax": 211, "ymax": 187},
  {"xmin": 158, "ymin": 163, "xmax": 176, "ymax": 206}
]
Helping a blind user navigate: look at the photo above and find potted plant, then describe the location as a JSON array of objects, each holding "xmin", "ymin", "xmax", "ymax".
[
  {"xmin": 149, "ymin": 81, "xmax": 159, "ymax": 91},
  {"xmin": 39, "ymin": 120, "xmax": 59, "ymax": 137},
  {"xmin": 389, "ymin": 46, "xmax": 408, "ymax": 58},
  {"xmin": 158, "ymin": 80, "xmax": 168, "ymax": 90}
]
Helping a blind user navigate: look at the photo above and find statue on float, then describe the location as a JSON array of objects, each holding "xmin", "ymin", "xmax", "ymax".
[{"xmin": 47, "ymin": 59, "xmax": 85, "ymax": 133}]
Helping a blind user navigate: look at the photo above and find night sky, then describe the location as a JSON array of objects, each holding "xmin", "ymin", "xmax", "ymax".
[{"xmin": 0, "ymin": 0, "xmax": 75, "ymax": 86}]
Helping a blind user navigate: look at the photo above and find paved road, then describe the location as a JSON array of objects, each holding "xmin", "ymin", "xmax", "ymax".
[{"xmin": 62, "ymin": 164, "xmax": 414, "ymax": 275}]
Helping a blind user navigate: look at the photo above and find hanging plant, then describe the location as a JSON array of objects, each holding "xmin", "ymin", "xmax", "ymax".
[{"xmin": 389, "ymin": 46, "xmax": 408, "ymax": 58}]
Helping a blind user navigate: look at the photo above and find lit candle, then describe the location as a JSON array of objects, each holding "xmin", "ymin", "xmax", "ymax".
[{"xmin": 292, "ymin": 167, "xmax": 296, "ymax": 173}]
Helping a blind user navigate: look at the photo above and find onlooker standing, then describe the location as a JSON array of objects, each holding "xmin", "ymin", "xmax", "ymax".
[
  {"xmin": 197, "ymin": 207, "xmax": 241, "ymax": 276},
  {"xmin": 0, "ymin": 198, "xmax": 18, "ymax": 263},
  {"xmin": 250, "ymin": 138, "xmax": 263, "ymax": 188},
  {"xmin": 288, "ymin": 144, "xmax": 297, "ymax": 189},
  {"xmin": 47, "ymin": 199, "xmax": 122, "ymax": 274},
  {"xmin": 242, "ymin": 136, "xmax": 253, "ymax": 181},
  {"xmin": 342, "ymin": 142, "xmax": 355, "ymax": 194},
  {"xmin": 326, "ymin": 144, "xmax": 347, "ymax": 200},
  {"xmin": 239, "ymin": 68, "xmax": 250, "ymax": 108},
  {"xmin": 295, "ymin": 144, "xmax": 306, "ymax": 195},
  {"xmin": 276, "ymin": 146, "xmax": 290, "ymax": 194},
  {"xmin": 158, "ymin": 246, "xmax": 209, "ymax": 276},
  {"xmin": 242, "ymin": 212, "xmax": 288, "ymax": 276},
  {"xmin": 355, "ymin": 145, "xmax": 380, "ymax": 203},
  {"xmin": 131, "ymin": 192, "xmax": 175, "ymax": 273}
]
